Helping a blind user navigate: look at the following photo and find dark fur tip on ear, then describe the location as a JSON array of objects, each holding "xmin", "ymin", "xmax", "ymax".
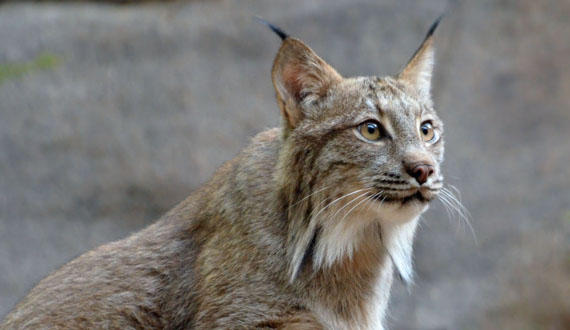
[
  {"xmin": 425, "ymin": 14, "xmax": 444, "ymax": 39},
  {"xmin": 254, "ymin": 16, "xmax": 289, "ymax": 41}
]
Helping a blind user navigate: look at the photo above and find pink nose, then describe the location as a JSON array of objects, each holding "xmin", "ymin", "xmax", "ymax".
[{"xmin": 405, "ymin": 163, "xmax": 434, "ymax": 185}]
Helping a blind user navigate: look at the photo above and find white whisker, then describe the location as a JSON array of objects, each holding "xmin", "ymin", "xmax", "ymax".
[
  {"xmin": 438, "ymin": 186, "xmax": 478, "ymax": 245},
  {"xmin": 437, "ymin": 192, "xmax": 454, "ymax": 223},
  {"xmin": 311, "ymin": 188, "xmax": 372, "ymax": 222},
  {"xmin": 364, "ymin": 191, "xmax": 384, "ymax": 214},
  {"xmin": 374, "ymin": 195, "xmax": 387, "ymax": 213},
  {"xmin": 289, "ymin": 185, "xmax": 331, "ymax": 209},
  {"xmin": 330, "ymin": 191, "xmax": 371, "ymax": 220},
  {"xmin": 339, "ymin": 192, "xmax": 375, "ymax": 223}
]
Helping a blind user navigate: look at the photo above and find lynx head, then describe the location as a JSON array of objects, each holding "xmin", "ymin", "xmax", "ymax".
[{"xmin": 263, "ymin": 19, "xmax": 444, "ymax": 281}]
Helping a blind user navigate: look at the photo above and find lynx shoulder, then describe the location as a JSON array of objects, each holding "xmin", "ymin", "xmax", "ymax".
[{"xmin": 2, "ymin": 18, "xmax": 445, "ymax": 330}]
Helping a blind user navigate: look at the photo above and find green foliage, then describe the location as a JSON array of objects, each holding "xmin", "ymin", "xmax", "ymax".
[{"xmin": 0, "ymin": 53, "xmax": 61, "ymax": 85}]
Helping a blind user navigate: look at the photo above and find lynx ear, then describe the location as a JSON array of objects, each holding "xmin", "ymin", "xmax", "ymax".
[
  {"xmin": 398, "ymin": 17, "xmax": 441, "ymax": 101},
  {"xmin": 272, "ymin": 38, "xmax": 342, "ymax": 129}
]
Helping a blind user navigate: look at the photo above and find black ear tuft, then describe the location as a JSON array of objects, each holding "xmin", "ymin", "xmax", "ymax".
[
  {"xmin": 398, "ymin": 15, "xmax": 444, "ymax": 101},
  {"xmin": 425, "ymin": 14, "xmax": 443, "ymax": 39},
  {"xmin": 254, "ymin": 16, "xmax": 289, "ymax": 41}
]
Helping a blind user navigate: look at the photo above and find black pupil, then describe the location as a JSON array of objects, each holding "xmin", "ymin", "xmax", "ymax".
[
  {"xmin": 422, "ymin": 125, "xmax": 430, "ymax": 135},
  {"xmin": 367, "ymin": 123, "xmax": 377, "ymax": 135}
]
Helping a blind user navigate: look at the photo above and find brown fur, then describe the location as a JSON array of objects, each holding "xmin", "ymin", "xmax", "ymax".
[{"xmin": 2, "ymin": 20, "xmax": 444, "ymax": 329}]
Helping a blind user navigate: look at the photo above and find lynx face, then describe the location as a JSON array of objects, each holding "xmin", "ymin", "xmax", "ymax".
[
  {"xmin": 271, "ymin": 21, "xmax": 444, "ymax": 280},
  {"xmin": 299, "ymin": 75, "xmax": 444, "ymax": 211}
]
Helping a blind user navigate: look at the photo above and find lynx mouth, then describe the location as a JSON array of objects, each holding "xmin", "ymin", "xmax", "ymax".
[
  {"xmin": 400, "ymin": 191, "xmax": 428, "ymax": 204},
  {"xmin": 371, "ymin": 188, "xmax": 438, "ymax": 205}
]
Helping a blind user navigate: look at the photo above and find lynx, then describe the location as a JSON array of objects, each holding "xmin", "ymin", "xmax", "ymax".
[{"xmin": 3, "ymin": 18, "xmax": 445, "ymax": 329}]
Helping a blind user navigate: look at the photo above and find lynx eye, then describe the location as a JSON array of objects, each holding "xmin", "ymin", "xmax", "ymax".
[
  {"xmin": 420, "ymin": 121, "xmax": 437, "ymax": 143},
  {"xmin": 358, "ymin": 121, "xmax": 383, "ymax": 141}
]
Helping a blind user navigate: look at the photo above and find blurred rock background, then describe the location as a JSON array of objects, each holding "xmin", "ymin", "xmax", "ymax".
[{"xmin": 0, "ymin": 0, "xmax": 568, "ymax": 328}]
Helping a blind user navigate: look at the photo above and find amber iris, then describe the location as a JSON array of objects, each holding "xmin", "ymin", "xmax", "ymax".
[
  {"xmin": 359, "ymin": 121, "xmax": 382, "ymax": 141},
  {"xmin": 420, "ymin": 122, "xmax": 435, "ymax": 142}
]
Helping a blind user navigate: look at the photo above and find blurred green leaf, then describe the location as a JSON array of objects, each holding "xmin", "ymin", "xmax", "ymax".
[{"xmin": 0, "ymin": 53, "xmax": 61, "ymax": 85}]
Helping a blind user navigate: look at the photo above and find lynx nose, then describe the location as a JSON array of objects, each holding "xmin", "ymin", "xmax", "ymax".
[{"xmin": 405, "ymin": 163, "xmax": 434, "ymax": 185}]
